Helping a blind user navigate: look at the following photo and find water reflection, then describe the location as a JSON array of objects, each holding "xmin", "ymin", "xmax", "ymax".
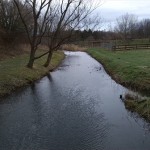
[
  {"xmin": 18, "ymin": 83, "xmax": 108, "ymax": 149},
  {"xmin": 47, "ymin": 74, "xmax": 53, "ymax": 82},
  {"xmin": 0, "ymin": 51, "xmax": 150, "ymax": 150}
]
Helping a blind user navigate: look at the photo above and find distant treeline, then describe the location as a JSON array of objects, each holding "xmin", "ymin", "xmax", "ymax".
[
  {"xmin": 70, "ymin": 17, "xmax": 150, "ymax": 42},
  {"xmin": 0, "ymin": 1, "xmax": 150, "ymax": 49}
]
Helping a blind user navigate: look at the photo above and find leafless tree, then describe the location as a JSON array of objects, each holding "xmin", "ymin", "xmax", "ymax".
[
  {"xmin": 34, "ymin": 0, "xmax": 101, "ymax": 67},
  {"xmin": 14, "ymin": 0, "xmax": 101, "ymax": 68},
  {"xmin": 138, "ymin": 19, "xmax": 150, "ymax": 40},
  {"xmin": 82, "ymin": 14, "xmax": 103, "ymax": 31},
  {"xmin": 14, "ymin": 0, "xmax": 52, "ymax": 68},
  {"xmin": 115, "ymin": 13, "xmax": 138, "ymax": 41},
  {"xmin": 0, "ymin": 0, "xmax": 26, "ymax": 48}
]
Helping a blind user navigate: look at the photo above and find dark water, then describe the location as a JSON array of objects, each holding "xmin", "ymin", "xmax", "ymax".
[{"xmin": 0, "ymin": 51, "xmax": 150, "ymax": 150}]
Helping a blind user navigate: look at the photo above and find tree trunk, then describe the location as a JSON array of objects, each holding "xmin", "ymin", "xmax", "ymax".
[
  {"xmin": 44, "ymin": 50, "xmax": 53, "ymax": 67},
  {"xmin": 27, "ymin": 46, "xmax": 35, "ymax": 68}
]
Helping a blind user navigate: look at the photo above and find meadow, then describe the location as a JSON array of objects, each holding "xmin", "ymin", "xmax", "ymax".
[
  {"xmin": 87, "ymin": 48, "xmax": 150, "ymax": 121},
  {"xmin": 0, "ymin": 50, "xmax": 64, "ymax": 97}
]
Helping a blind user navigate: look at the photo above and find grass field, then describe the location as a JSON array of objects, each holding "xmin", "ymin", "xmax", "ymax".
[
  {"xmin": 87, "ymin": 48, "xmax": 150, "ymax": 94},
  {"xmin": 114, "ymin": 38, "xmax": 150, "ymax": 45},
  {"xmin": 0, "ymin": 50, "xmax": 65, "ymax": 97},
  {"xmin": 87, "ymin": 48, "xmax": 150, "ymax": 121}
]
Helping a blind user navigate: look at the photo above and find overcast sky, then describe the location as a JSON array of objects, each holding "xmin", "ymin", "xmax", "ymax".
[{"xmin": 97, "ymin": 0, "xmax": 150, "ymax": 30}]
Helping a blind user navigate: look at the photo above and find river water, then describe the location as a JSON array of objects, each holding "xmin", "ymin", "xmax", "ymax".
[{"xmin": 0, "ymin": 51, "xmax": 150, "ymax": 150}]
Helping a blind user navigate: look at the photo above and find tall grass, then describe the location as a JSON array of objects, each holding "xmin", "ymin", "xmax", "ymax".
[
  {"xmin": 60, "ymin": 44, "xmax": 87, "ymax": 51},
  {"xmin": 124, "ymin": 93, "xmax": 150, "ymax": 121}
]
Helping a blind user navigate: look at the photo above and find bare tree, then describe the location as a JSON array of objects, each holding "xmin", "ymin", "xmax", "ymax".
[
  {"xmin": 0, "ymin": 0, "xmax": 26, "ymax": 47},
  {"xmin": 13, "ymin": 0, "xmax": 101, "ymax": 68},
  {"xmin": 82, "ymin": 14, "xmax": 103, "ymax": 31},
  {"xmin": 115, "ymin": 13, "xmax": 138, "ymax": 41},
  {"xmin": 139, "ymin": 19, "xmax": 150, "ymax": 39},
  {"xmin": 13, "ymin": 0, "xmax": 52, "ymax": 68},
  {"xmin": 34, "ymin": 0, "xmax": 101, "ymax": 67}
]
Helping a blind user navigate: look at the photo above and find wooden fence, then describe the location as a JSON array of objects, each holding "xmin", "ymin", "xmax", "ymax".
[{"xmin": 112, "ymin": 44, "xmax": 150, "ymax": 51}]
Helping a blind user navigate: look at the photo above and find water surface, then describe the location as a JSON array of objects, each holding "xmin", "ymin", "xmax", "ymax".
[{"xmin": 0, "ymin": 51, "xmax": 150, "ymax": 150}]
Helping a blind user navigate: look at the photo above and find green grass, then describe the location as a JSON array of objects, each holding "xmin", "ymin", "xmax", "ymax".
[
  {"xmin": 87, "ymin": 48, "xmax": 150, "ymax": 94},
  {"xmin": 0, "ymin": 51, "xmax": 65, "ymax": 97},
  {"xmin": 113, "ymin": 38, "xmax": 150, "ymax": 45},
  {"xmin": 87, "ymin": 48, "xmax": 150, "ymax": 121}
]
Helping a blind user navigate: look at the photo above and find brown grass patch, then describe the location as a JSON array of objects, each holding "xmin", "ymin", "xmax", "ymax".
[
  {"xmin": 0, "ymin": 44, "xmax": 49, "ymax": 61},
  {"xmin": 60, "ymin": 44, "xmax": 87, "ymax": 51},
  {"xmin": 124, "ymin": 93, "xmax": 150, "ymax": 121}
]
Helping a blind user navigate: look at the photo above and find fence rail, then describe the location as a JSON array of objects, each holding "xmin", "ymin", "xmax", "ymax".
[{"xmin": 112, "ymin": 44, "xmax": 150, "ymax": 51}]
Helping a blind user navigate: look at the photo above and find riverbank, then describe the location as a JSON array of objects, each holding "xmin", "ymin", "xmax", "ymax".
[
  {"xmin": 0, "ymin": 51, "xmax": 65, "ymax": 97},
  {"xmin": 125, "ymin": 98, "xmax": 150, "ymax": 121},
  {"xmin": 1, "ymin": 51, "xmax": 150, "ymax": 149},
  {"xmin": 87, "ymin": 48, "xmax": 150, "ymax": 94},
  {"xmin": 87, "ymin": 48, "xmax": 150, "ymax": 121}
]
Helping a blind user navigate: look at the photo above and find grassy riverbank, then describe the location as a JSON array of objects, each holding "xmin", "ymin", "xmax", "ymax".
[
  {"xmin": 87, "ymin": 48, "xmax": 150, "ymax": 94},
  {"xmin": 87, "ymin": 48, "xmax": 150, "ymax": 121},
  {"xmin": 124, "ymin": 95, "xmax": 150, "ymax": 121},
  {"xmin": 0, "ymin": 51, "xmax": 65, "ymax": 97}
]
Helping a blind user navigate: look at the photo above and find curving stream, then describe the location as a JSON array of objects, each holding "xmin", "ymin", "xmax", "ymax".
[{"xmin": 0, "ymin": 51, "xmax": 150, "ymax": 150}]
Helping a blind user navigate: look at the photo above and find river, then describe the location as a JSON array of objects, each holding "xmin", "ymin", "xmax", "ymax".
[{"xmin": 0, "ymin": 51, "xmax": 150, "ymax": 150}]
